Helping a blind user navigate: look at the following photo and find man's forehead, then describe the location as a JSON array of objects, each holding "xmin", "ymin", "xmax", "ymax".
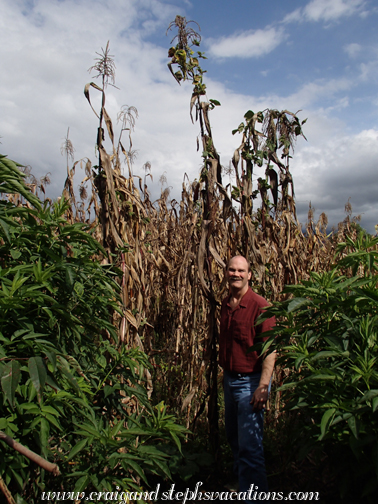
[{"xmin": 227, "ymin": 256, "xmax": 249, "ymax": 269}]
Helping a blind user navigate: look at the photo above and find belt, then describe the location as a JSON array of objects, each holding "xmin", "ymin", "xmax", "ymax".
[{"xmin": 225, "ymin": 370, "xmax": 257, "ymax": 378}]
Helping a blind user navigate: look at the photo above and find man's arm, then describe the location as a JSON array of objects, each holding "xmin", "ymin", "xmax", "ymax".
[{"xmin": 250, "ymin": 351, "xmax": 276, "ymax": 410}]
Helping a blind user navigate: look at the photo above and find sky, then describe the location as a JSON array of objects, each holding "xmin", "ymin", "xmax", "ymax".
[{"xmin": 1, "ymin": 0, "xmax": 378, "ymax": 233}]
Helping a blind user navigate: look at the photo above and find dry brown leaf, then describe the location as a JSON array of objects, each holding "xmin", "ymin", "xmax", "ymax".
[
  {"xmin": 83, "ymin": 82, "xmax": 102, "ymax": 118},
  {"xmin": 209, "ymin": 237, "xmax": 225, "ymax": 268},
  {"xmin": 124, "ymin": 309, "xmax": 138, "ymax": 329},
  {"xmin": 181, "ymin": 386, "xmax": 198, "ymax": 411},
  {"xmin": 99, "ymin": 146, "xmax": 119, "ymax": 220},
  {"xmin": 197, "ymin": 220, "xmax": 210, "ymax": 296},
  {"xmin": 103, "ymin": 107, "xmax": 114, "ymax": 145}
]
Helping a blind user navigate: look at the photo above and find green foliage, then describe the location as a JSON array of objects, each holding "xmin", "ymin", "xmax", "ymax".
[
  {"xmin": 256, "ymin": 232, "xmax": 378, "ymax": 500},
  {"xmin": 229, "ymin": 108, "xmax": 307, "ymax": 219},
  {"xmin": 0, "ymin": 155, "xmax": 186, "ymax": 503},
  {"xmin": 166, "ymin": 15, "xmax": 221, "ymax": 137},
  {"xmin": 0, "ymin": 154, "xmax": 41, "ymax": 210},
  {"xmin": 168, "ymin": 42, "xmax": 208, "ymax": 96}
]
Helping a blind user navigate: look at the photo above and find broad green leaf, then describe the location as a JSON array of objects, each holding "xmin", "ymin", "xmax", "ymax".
[
  {"xmin": 89, "ymin": 473, "xmax": 100, "ymax": 490},
  {"xmin": 40, "ymin": 418, "xmax": 49, "ymax": 458},
  {"xmin": 277, "ymin": 381, "xmax": 297, "ymax": 391},
  {"xmin": 20, "ymin": 403, "xmax": 40, "ymax": 414},
  {"xmin": 96, "ymin": 354, "xmax": 107, "ymax": 369},
  {"xmin": 108, "ymin": 452, "xmax": 141, "ymax": 461},
  {"xmin": 22, "ymin": 331, "xmax": 49, "ymax": 340},
  {"xmin": 287, "ymin": 297, "xmax": 310, "ymax": 313},
  {"xmin": 359, "ymin": 389, "xmax": 378, "ymax": 403},
  {"xmin": 294, "ymin": 355, "xmax": 306, "ymax": 370},
  {"xmin": 28, "ymin": 357, "xmax": 47, "ymax": 402},
  {"xmin": 111, "ymin": 419, "xmax": 124, "ymax": 438},
  {"xmin": 56, "ymin": 360, "xmax": 81, "ymax": 393},
  {"xmin": 0, "ymin": 217, "xmax": 11, "ymax": 242},
  {"xmin": 32, "ymin": 259, "xmax": 43, "ymax": 283},
  {"xmin": 7, "ymin": 421, "xmax": 18, "ymax": 433},
  {"xmin": 347, "ymin": 415, "xmax": 359, "ymax": 439},
  {"xmin": 137, "ymin": 444, "xmax": 168, "ymax": 457},
  {"xmin": 303, "ymin": 374, "xmax": 336, "ymax": 382},
  {"xmin": 66, "ymin": 438, "xmax": 88, "ymax": 461},
  {"xmin": 44, "ymin": 350, "xmax": 57, "ymax": 372},
  {"xmin": 45, "ymin": 375, "xmax": 61, "ymax": 392},
  {"xmin": 121, "ymin": 459, "xmax": 148, "ymax": 485},
  {"xmin": 119, "ymin": 428, "xmax": 155, "ymax": 438},
  {"xmin": 148, "ymin": 457, "xmax": 172, "ymax": 479},
  {"xmin": 16, "ymin": 497, "xmax": 28, "ymax": 504},
  {"xmin": 310, "ymin": 350, "xmax": 349, "ymax": 361},
  {"xmin": 9, "ymin": 467, "xmax": 24, "ymax": 491},
  {"xmin": 43, "ymin": 412, "xmax": 62, "ymax": 431},
  {"xmin": 170, "ymin": 431, "xmax": 182, "ymax": 453},
  {"xmin": 1, "ymin": 360, "xmax": 21, "ymax": 408},
  {"xmin": 29, "ymin": 416, "xmax": 43, "ymax": 431},
  {"xmin": 74, "ymin": 423, "xmax": 101, "ymax": 438},
  {"xmin": 74, "ymin": 281, "xmax": 84, "ymax": 297},
  {"xmin": 73, "ymin": 474, "xmax": 90, "ymax": 494},
  {"xmin": 373, "ymin": 397, "xmax": 378, "ymax": 413},
  {"xmin": 10, "ymin": 249, "xmax": 22, "ymax": 260},
  {"xmin": 103, "ymin": 385, "xmax": 116, "ymax": 398},
  {"xmin": 41, "ymin": 405, "xmax": 60, "ymax": 417},
  {"xmin": 319, "ymin": 408, "xmax": 336, "ymax": 440},
  {"xmin": 65, "ymin": 265, "xmax": 75, "ymax": 289}
]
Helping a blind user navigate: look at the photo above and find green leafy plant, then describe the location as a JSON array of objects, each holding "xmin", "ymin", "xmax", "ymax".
[
  {"xmin": 231, "ymin": 109, "xmax": 306, "ymax": 219},
  {"xmin": 256, "ymin": 232, "xmax": 378, "ymax": 501},
  {"xmin": 0, "ymin": 155, "xmax": 186, "ymax": 503}
]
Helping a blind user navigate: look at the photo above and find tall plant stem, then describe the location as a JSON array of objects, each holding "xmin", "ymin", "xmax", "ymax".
[{"xmin": 0, "ymin": 476, "xmax": 16, "ymax": 504}]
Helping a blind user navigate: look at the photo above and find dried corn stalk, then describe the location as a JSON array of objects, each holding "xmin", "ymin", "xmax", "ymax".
[{"xmin": 51, "ymin": 38, "xmax": 362, "ymax": 440}]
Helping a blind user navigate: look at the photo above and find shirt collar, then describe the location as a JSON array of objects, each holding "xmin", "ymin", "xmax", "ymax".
[{"xmin": 227, "ymin": 287, "xmax": 252, "ymax": 308}]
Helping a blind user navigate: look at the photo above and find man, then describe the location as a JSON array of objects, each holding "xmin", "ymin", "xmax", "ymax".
[{"xmin": 219, "ymin": 255, "xmax": 275, "ymax": 498}]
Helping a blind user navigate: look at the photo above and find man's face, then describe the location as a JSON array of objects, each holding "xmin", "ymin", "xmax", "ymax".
[{"xmin": 226, "ymin": 256, "xmax": 251, "ymax": 291}]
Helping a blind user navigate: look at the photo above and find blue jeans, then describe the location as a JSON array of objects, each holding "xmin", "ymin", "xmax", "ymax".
[{"xmin": 224, "ymin": 371, "xmax": 269, "ymax": 501}]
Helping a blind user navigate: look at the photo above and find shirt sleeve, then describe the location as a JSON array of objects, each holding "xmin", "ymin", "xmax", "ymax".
[{"xmin": 256, "ymin": 310, "xmax": 275, "ymax": 341}]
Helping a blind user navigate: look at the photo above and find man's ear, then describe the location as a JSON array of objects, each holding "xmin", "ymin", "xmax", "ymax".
[{"xmin": 248, "ymin": 271, "xmax": 252, "ymax": 281}]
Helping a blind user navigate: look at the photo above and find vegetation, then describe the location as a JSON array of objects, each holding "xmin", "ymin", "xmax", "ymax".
[
  {"xmin": 0, "ymin": 155, "xmax": 186, "ymax": 503},
  {"xmin": 257, "ymin": 231, "xmax": 378, "ymax": 501},
  {"xmin": 0, "ymin": 15, "xmax": 376, "ymax": 504},
  {"xmin": 72, "ymin": 19, "xmax": 337, "ymax": 443}
]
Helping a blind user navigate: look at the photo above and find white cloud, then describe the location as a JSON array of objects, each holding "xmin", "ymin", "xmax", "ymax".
[
  {"xmin": 204, "ymin": 79, "xmax": 378, "ymax": 232},
  {"xmin": 207, "ymin": 27, "xmax": 286, "ymax": 59},
  {"xmin": 291, "ymin": 125, "xmax": 378, "ymax": 230},
  {"xmin": 254, "ymin": 77, "xmax": 353, "ymax": 115},
  {"xmin": 284, "ymin": 0, "xmax": 367, "ymax": 23},
  {"xmin": 0, "ymin": 0, "xmax": 186, "ymax": 192},
  {"xmin": 304, "ymin": 0, "xmax": 366, "ymax": 21},
  {"xmin": 344, "ymin": 43, "xmax": 362, "ymax": 58},
  {"xmin": 343, "ymin": 44, "xmax": 378, "ymax": 81},
  {"xmin": 282, "ymin": 9, "xmax": 302, "ymax": 24},
  {"xmin": 359, "ymin": 59, "xmax": 378, "ymax": 81},
  {"xmin": 293, "ymin": 78, "xmax": 352, "ymax": 107},
  {"xmin": 0, "ymin": 0, "xmax": 377, "ymax": 235}
]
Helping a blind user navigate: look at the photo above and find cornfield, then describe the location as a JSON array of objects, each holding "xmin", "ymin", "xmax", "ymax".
[{"xmin": 17, "ymin": 22, "xmax": 362, "ymax": 449}]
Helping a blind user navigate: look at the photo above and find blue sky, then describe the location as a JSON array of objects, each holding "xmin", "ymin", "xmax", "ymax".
[{"xmin": 1, "ymin": 0, "xmax": 378, "ymax": 232}]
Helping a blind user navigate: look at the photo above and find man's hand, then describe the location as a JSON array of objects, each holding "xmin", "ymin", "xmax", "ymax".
[
  {"xmin": 250, "ymin": 385, "xmax": 269, "ymax": 411},
  {"xmin": 250, "ymin": 351, "xmax": 276, "ymax": 411}
]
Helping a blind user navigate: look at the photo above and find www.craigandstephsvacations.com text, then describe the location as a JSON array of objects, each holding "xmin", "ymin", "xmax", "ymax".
[{"xmin": 41, "ymin": 482, "xmax": 320, "ymax": 502}]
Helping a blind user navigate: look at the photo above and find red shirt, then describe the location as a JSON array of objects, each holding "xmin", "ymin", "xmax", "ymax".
[{"xmin": 219, "ymin": 287, "xmax": 275, "ymax": 373}]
